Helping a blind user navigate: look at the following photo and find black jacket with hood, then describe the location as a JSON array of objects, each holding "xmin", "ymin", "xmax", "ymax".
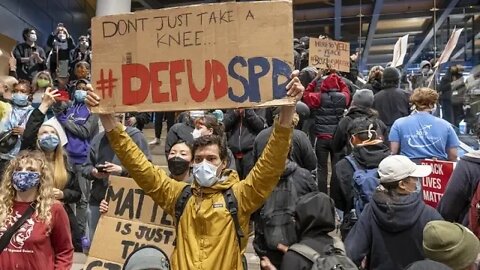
[
  {"xmin": 345, "ymin": 191, "xmax": 443, "ymax": 270},
  {"xmin": 280, "ymin": 192, "xmax": 338, "ymax": 270},
  {"xmin": 332, "ymin": 106, "xmax": 389, "ymax": 154},
  {"xmin": 82, "ymin": 126, "xmax": 152, "ymax": 205},
  {"xmin": 438, "ymin": 151, "xmax": 480, "ymax": 225},
  {"xmin": 253, "ymin": 160, "xmax": 317, "ymax": 267},
  {"xmin": 373, "ymin": 87, "xmax": 410, "ymax": 127},
  {"xmin": 331, "ymin": 142, "xmax": 390, "ymax": 212},
  {"xmin": 254, "ymin": 127, "xmax": 317, "ymax": 172},
  {"xmin": 223, "ymin": 109, "xmax": 266, "ymax": 154}
]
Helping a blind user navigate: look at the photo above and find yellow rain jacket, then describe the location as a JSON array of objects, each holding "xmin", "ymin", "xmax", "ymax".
[{"xmin": 106, "ymin": 122, "xmax": 292, "ymax": 270}]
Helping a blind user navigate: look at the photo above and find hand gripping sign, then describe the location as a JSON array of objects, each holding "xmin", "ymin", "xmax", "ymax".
[{"xmin": 91, "ymin": 1, "xmax": 295, "ymax": 113}]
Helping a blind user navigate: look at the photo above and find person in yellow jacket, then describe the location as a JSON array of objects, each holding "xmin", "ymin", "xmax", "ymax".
[{"xmin": 85, "ymin": 71, "xmax": 304, "ymax": 270}]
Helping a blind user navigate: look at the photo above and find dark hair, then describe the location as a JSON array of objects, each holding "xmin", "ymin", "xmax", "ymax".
[
  {"xmin": 13, "ymin": 79, "xmax": 32, "ymax": 93},
  {"xmin": 193, "ymin": 135, "xmax": 228, "ymax": 161},
  {"xmin": 171, "ymin": 140, "xmax": 193, "ymax": 153},
  {"xmin": 347, "ymin": 117, "xmax": 378, "ymax": 141},
  {"xmin": 195, "ymin": 114, "xmax": 225, "ymax": 136},
  {"xmin": 22, "ymin": 28, "xmax": 35, "ymax": 41}
]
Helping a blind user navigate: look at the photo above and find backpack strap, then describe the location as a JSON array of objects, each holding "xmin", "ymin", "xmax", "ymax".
[
  {"xmin": 174, "ymin": 185, "xmax": 193, "ymax": 229},
  {"xmin": 345, "ymin": 155, "xmax": 361, "ymax": 171},
  {"xmin": 0, "ymin": 202, "xmax": 36, "ymax": 253},
  {"xmin": 289, "ymin": 243, "xmax": 322, "ymax": 263},
  {"xmin": 223, "ymin": 188, "xmax": 244, "ymax": 249}
]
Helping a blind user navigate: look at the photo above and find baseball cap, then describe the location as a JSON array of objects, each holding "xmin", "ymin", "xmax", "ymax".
[
  {"xmin": 378, "ymin": 155, "xmax": 432, "ymax": 183},
  {"xmin": 123, "ymin": 245, "xmax": 170, "ymax": 270}
]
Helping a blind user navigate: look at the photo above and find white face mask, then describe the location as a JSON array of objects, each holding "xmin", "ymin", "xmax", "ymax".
[
  {"xmin": 58, "ymin": 33, "xmax": 66, "ymax": 41},
  {"xmin": 192, "ymin": 129, "xmax": 202, "ymax": 139},
  {"xmin": 193, "ymin": 160, "xmax": 220, "ymax": 187}
]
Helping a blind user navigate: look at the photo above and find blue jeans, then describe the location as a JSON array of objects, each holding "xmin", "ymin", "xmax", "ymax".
[{"xmin": 88, "ymin": 205, "xmax": 101, "ymax": 242}]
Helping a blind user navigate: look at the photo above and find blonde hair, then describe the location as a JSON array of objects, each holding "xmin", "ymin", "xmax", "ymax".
[
  {"xmin": 0, "ymin": 76, "xmax": 18, "ymax": 95},
  {"xmin": 37, "ymin": 127, "xmax": 68, "ymax": 190},
  {"xmin": 0, "ymin": 151, "xmax": 55, "ymax": 230},
  {"xmin": 410, "ymin": 87, "xmax": 439, "ymax": 111},
  {"xmin": 32, "ymin": 71, "xmax": 53, "ymax": 92}
]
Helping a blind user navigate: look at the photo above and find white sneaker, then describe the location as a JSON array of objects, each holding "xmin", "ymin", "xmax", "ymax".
[{"xmin": 149, "ymin": 138, "xmax": 160, "ymax": 145}]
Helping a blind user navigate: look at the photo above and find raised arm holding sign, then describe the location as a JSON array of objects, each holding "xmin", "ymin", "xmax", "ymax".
[{"xmin": 91, "ymin": 1, "xmax": 294, "ymax": 113}]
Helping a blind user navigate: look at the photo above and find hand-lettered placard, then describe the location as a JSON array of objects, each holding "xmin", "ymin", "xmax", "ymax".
[
  {"xmin": 91, "ymin": 1, "xmax": 294, "ymax": 113},
  {"xmin": 420, "ymin": 159, "xmax": 455, "ymax": 208},
  {"xmin": 85, "ymin": 176, "xmax": 175, "ymax": 269},
  {"xmin": 308, "ymin": 38, "xmax": 350, "ymax": 72}
]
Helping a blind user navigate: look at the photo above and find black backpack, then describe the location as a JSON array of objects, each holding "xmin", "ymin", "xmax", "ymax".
[
  {"xmin": 174, "ymin": 185, "xmax": 247, "ymax": 269},
  {"xmin": 289, "ymin": 239, "xmax": 358, "ymax": 270},
  {"xmin": 259, "ymin": 174, "xmax": 298, "ymax": 250}
]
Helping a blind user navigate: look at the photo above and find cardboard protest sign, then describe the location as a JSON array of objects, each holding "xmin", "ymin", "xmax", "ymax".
[
  {"xmin": 391, "ymin": 34, "xmax": 409, "ymax": 67},
  {"xmin": 85, "ymin": 176, "xmax": 175, "ymax": 269},
  {"xmin": 435, "ymin": 28, "xmax": 464, "ymax": 68},
  {"xmin": 420, "ymin": 159, "xmax": 455, "ymax": 208},
  {"xmin": 308, "ymin": 38, "xmax": 350, "ymax": 72},
  {"xmin": 90, "ymin": 1, "xmax": 294, "ymax": 113}
]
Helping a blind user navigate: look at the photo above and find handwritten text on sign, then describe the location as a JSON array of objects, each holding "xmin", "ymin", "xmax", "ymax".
[
  {"xmin": 420, "ymin": 159, "xmax": 454, "ymax": 208},
  {"xmin": 309, "ymin": 38, "xmax": 350, "ymax": 73},
  {"xmin": 91, "ymin": 2, "xmax": 294, "ymax": 113},
  {"xmin": 85, "ymin": 176, "xmax": 175, "ymax": 269}
]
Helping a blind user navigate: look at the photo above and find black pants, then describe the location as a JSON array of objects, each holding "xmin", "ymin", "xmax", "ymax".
[
  {"xmin": 154, "ymin": 112, "xmax": 176, "ymax": 139},
  {"xmin": 452, "ymin": 104, "xmax": 465, "ymax": 127},
  {"xmin": 315, "ymin": 139, "xmax": 339, "ymax": 194}
]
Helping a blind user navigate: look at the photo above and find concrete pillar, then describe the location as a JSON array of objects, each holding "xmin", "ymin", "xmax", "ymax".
[{"xmin": 95, "ymin": 0, "xmax": 131, "ymax": 16}]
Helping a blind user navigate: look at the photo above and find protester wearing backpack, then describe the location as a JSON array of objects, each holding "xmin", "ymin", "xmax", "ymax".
[
  {"xmin": 303, "ymin": 72, "xmax": 351, "ymax": 193},
  {"xmin": 332, "ymin": 89, "xmax": 388, "ymax": 156},
  {"xmin": 437, "ymin": 130, "xmax": 480, "ymax": 231},
  {"xmin": 279, "ymin": 192, "xmax": 357, "ymax": 270},
  {"xmin": 253, "ymin": 156, "xmax": 318, "ymax": 268},
  {"xmin": 345, "ymin": 155, "xmax": 443, "ymax": 270},
  {"xmin": 330, "ymin": 117, "xmax": 390, "ymax": 239}
]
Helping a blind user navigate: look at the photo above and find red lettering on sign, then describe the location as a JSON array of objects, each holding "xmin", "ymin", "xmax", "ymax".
[
  {"xmin": 187, "ymin": 60, "xmax": 212, "ymax": 102},
  {"xmin": 122, "ymin": 64, "xmax": 150, "ymax": 105},
  {"xmin": 150, "ymin": 62, "xmax": 169, "ymax": 103},
  {"xmin": 211, "ymin": 59, "xmax": 228, "ymax": 99}
]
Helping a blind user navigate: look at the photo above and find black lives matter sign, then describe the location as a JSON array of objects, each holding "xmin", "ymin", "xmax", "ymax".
[{"xmin": 84, "ymin": 176, "xmax": 175, "ymax": 270}]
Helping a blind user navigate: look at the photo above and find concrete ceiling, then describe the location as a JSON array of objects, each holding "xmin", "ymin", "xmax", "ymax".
[{"xmin": 86, "ymin": 0, "xmax": 480, "ymax": 70}]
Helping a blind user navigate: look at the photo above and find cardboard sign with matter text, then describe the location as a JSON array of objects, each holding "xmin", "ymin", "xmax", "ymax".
[
  {"xmin": 308, "ymin": 38, "xmax": 350, "ymax": 72},
  {"xmin": 84, "ymin": 176, "xmax": 175, "ymax": 269},
  {"xmin": 91, "ymin": 1, "xmax": 294, "ymax": 113},
  {"xmin": 420, "ymin": 159, "xmax": 455, "ymax": 208}
]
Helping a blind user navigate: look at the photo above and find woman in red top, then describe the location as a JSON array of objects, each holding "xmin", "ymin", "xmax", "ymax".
[{"xmin": 0, "ymin": 150, "xmax": 73, "ymax": 269}]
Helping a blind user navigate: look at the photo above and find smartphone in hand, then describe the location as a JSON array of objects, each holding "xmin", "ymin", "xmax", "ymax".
[{"xmin": 95, "ymin": 164, "xmax": 108, "ymax": 173}]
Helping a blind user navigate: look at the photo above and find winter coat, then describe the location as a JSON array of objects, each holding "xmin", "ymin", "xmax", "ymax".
[
  {"xmin": 345, "ymin": 191, "xmax": 443, "ymax": 270},
  {"xmin": 438, "ymin": 151, "xmax": 480, "ymax": 225},
  {"xmin": 105, "ymin": 121, "xmax": 292, "ymax": 270},
  {"xmin": 303, "ymin": 74, "xmax": 351, "ymax": 140},
  {"xmin": 12, "ymin": 43, "xmax": 47, "ymax": 81},
  {"xmin": 82, "ymin": 126, "xmax": 152, "ymax": 206},
  {"xmin": 332, "ymin": 106, "xmax": 388, "ymax": 154},
  {"xmin": 364, "ymin": 80, "xmax": 383, "ymax": 94},
  {"xmin": 373, "ymin": 87, "xmax": 410, "ymax": 127},
  {"xmin": 254, "ymin": 127, "xmax": 316, "ymax": 171},
  {"xmin": 280, "ymin": 192, "xmax": 338, "ymax": 270},
  {"xmin": 224, "ymin": 109, "xmax": 266, "ymax": 154},
  {"xmin": 253, "ymin": 161, "xmax": 318, "ymax": 266},
  {"xmin": 331, "ymin": 142, "xmax": 390, "ymax": 212}
]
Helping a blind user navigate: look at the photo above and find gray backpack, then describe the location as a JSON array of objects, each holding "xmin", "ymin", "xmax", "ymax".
[{"xmin": 289, "ymin": 239, "xmax": 358, "ymax": 270}]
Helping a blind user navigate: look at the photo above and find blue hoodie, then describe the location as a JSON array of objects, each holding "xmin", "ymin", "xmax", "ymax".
[{"xmin": 56, "ymin": 102, "xmax": 98, "ymax": 165}]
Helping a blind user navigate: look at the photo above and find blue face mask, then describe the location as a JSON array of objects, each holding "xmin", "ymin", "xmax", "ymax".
[
  {"xmin": 74, "ymin": 90, "xmax": 87, "ymax": 103},
  {"xmin": 12, "ymin": 93, "xmax": 29, "ymax": 106},
  {"xmin": 414, "ymin": 178, "xmax": 422, "ymax": 193},
  {"xmin": 12, "ymin": 171, "xmax": 40, "ymax": 192},
  {"xmin": 38, "ymin": 133, "xmax": 60, "ymax": 152}
]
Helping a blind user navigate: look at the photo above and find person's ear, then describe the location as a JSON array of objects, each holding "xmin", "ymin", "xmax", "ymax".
[
  {"xmin": 398, "ymin": 179, "xmax": 409, "ymax": 191},
  {"xmin": 208, "ymin": 128, "xmax": 214, "ymax": 135}
]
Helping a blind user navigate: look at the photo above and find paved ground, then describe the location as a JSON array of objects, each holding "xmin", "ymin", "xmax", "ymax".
[{"xmin": 72, "ymin": 126, "xmax": 261, "ymax": 270}]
